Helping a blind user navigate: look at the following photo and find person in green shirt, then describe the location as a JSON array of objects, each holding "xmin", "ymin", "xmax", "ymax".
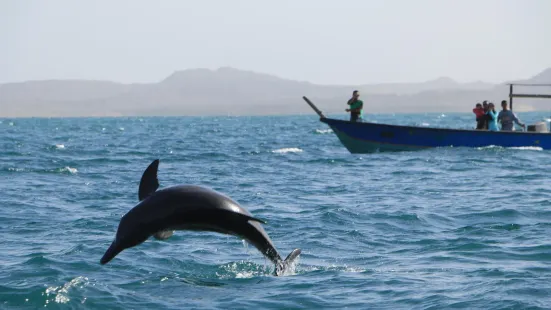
[{"xmin": 346, "ymin": 90, "xmax": 364, "ymax": 122}]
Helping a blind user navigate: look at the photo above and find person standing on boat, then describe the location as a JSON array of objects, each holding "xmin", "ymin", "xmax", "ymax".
[
  {"xmin": 473, "ymin": 103, "xmax": 485, "ymax": 129},
  {"xmin": 498, "ymin": 100, "xmax": 526, "ymax": 131},
  {"xmin": 346, "ymin": 90, "xmax": 364, "ymax": 122},
  {"xmin": 482, "ymin": 101, "xmax": 490, "ymax": 129},
  {"xmin": 486, "ymin": 102, "xmax": 499, "ymax": 131}
]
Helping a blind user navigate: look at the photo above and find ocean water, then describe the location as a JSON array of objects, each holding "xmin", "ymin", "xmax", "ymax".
[{"xmin": 1, "ymin": 112, "xmax": 551, "ymax": 309}]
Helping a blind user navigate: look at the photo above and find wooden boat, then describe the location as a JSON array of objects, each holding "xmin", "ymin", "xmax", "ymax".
[{"xmin": 303, "ymin": 84, "xmax": 551, "ymax": 153}]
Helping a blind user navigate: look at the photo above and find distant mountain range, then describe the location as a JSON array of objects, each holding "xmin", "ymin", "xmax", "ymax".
[{"xmin": 1, "ymin": 67, "xmax": 550, "ymax": 117}]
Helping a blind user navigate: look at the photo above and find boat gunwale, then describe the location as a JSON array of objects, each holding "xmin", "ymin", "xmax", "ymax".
[
  {"xmin": 320, "ymin": 117, "xmax": 551, "ymax": 136},
  {"xmin": 331, "ymin": 127, "xmax": 433, "ymax": 149}
]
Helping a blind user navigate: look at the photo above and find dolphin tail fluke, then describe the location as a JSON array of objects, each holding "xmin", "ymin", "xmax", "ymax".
[
  {"xmin": 284, "ymin": 248, "xmax": 301, "ymax": 265},
  {"xmin": 275, "ymin": 248, "xmax": 301, "ymax": 276}
]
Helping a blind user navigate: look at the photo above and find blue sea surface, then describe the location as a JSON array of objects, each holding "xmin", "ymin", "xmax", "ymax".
[{"xmin": 1, "ymin": 112, "xmax": 551, "ymax": 309}]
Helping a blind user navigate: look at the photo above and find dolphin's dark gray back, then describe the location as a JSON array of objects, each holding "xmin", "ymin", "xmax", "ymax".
[{"xmin": 129, "ymin": 185, "xmax": 284, "ymax": 264}]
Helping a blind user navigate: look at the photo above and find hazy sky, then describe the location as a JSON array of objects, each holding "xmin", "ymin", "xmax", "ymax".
[{"xmin": 2, "ymin": 0, "xmax": 550, "ymax": 85}]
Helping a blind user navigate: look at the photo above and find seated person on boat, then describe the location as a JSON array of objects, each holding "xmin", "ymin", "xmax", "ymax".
[
  {"xmin": 346, "ymin": 90, "xmax": 364, "ymax": 122},
  {"xmin": 498, "ymin": 100, "xmax": 525, "ymax": 131}
]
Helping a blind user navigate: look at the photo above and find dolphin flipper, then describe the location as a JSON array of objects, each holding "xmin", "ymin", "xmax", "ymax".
[
  {"xmin": 153, "ymin": 230, "xmax": 174, "ymax": 240},
  {"xmin": 139, "ymin": 159, "xmax": 160, "ymax": 201}
]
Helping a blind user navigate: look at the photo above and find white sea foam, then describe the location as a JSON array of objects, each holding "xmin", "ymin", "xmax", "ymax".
[
  {"xmin": 44, "ymin": 276, "xmax": 88, "ymax": 304},
  {"xmin": 300, "ymin": 264, "xmax": 366, "ymax": 274},
  {"xmin": 315, "ymin": 129, "xmax": 333, "ymax": 134},
  {"xmin": 272, "ymin": 148, "xmax": 303, "ymax": 154},
  {"xmin": 62, "ymin": 167, "xmax": 78, "ymax": 174},
  {"xmin": 476, "ymin": 145, "xmax": 501, "ymax": 150},
  {"xmin": 234, "ymin": 270, "xmax": 258, "ymax": 279},
  {"xmin": 216, "ymin": 261, "xmax": 271, "ymax": 279},
  {"xmin": 477, "ymin": 145, "xmax": 543, "ymax": 151},
  {"xmin": 508, "ymin": 146, "xmax": 543, "ymax": 151}
]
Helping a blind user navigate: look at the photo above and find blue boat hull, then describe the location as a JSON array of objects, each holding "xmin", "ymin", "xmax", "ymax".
[{"xmin": 321, "ymin": 118, "xmax": 551, "ymax": 153}]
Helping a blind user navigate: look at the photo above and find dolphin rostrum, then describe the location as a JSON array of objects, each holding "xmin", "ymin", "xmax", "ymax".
[{"xmin": 100, "ymin": 159, "xmax": 301, "ymax": 276}]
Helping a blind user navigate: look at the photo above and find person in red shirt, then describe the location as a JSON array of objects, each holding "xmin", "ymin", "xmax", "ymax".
[{"xmin": 473, "ymin": 103, "xmax": 485, "ymax": 129}]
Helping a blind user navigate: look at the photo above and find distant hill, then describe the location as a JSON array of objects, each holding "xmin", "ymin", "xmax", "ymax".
[
  {"xmin": 511, "ymin": 68, "xmax": 551, "ymax": 84},
  {"xmin": 357, "ymin": 76, "xmax": 495, "ymax": 95},
  {"xmin": 0, "ymin": 66, "xmax": 550, "ymax": 117}
]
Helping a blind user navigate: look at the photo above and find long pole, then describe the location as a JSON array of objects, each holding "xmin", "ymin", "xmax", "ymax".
[
  {"xmin": 302, "ymin": 96, "xmax": 326, "ymax": 118},
  {"xmin": 509, "ymin": 84, "xmax": 513, "ymax": 112}
]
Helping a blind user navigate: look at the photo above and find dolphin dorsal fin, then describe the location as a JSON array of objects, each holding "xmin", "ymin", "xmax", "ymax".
[{"xmin": 138, "ymin": 159, "xmax": 160, "ymax": 201}]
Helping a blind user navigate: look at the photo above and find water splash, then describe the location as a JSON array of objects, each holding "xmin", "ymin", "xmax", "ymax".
[
  {"xmin": 279, "ymin": 256, "xmax": 300, "ymax": 277},
  {"xmin": 216, "ymin": 261, "xmax": 273, "ymax": 279},
  {"xmin": 44, "ymin": 276, "xmax": 88, "ymax": 304}
]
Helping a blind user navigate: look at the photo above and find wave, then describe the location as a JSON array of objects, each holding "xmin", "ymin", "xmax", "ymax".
[
  {"xmin": 6, "ymin": 166, "xmax": 78, "ymax": 174},
  {"xmin": 298, "ymin": 264, "xmax": 367, "ymax": 274},
  {"xmin": 315, "ymin": 129, "xmax": 333, "ymax": 134},
  {"xmin": 61, "ymin": 167, "xmax": 78, "ymax": 174},
  {"xmin": 508, "ymin": 146, "xmax": 543, "ymax": 151},
  {"xmin": 476, "ymin": 145, "xmax": 543, "ymax": 151},
  {"xmin": 272, "ymin": 148, "xmax": 303, "ymax": 154}
]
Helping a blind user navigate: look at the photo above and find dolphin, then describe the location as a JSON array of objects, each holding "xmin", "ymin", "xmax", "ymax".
[{"xmin": 100, "ymin": 159, "xmax": 301, "ymax": 276}]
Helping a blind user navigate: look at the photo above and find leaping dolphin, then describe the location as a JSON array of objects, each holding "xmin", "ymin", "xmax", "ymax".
[{"xmin": 100, "ymin": 159, "xmax": 301, "ymax": 276}]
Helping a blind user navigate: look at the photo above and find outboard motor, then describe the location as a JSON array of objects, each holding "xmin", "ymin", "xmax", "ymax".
[{"xmin": 527, "ymin": 121, "xmax": 548, "ymax": 133}]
